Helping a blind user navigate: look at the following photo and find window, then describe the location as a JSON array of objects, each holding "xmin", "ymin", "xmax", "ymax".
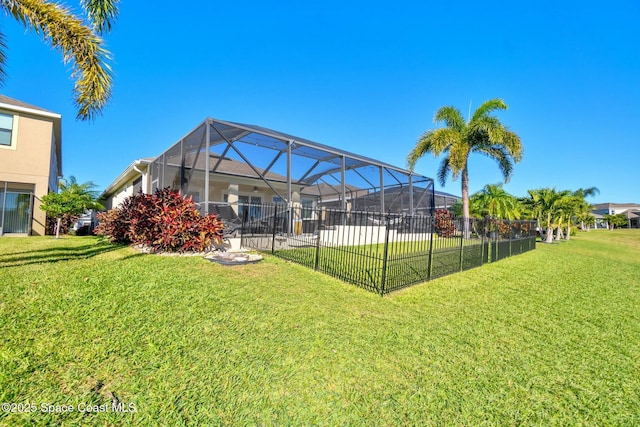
[
  {"xmin": 239, "ymin": 196, "xmax": 262, "ymax": 218},
  {"xmin": 186, "ymin": 191, "xmax": 200, "ymax": 203},
  {"xmin": 132, "ymin": 177, "xmax": 142, "ymax": 194},
  {"xmin": 301, "ymin": 198, "xmax": 314, "ymax": 220},
  {"xmin": 0, "ymin": 113, "xmax": 13, "ymax": 146},
  {"xmin": 224, "ymin": 194, "xmax": 262, "ymax": 218}
]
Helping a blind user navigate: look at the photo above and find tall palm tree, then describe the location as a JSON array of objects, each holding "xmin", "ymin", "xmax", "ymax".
[
  {"xmin": 469, "ymin": 183, "xmax": 521, "ymax": 220},
  {"xmin": 407, "ymin": 99, "xmax": 522, "ymax": 237},
  {"xmin": 1, "ymin": 0, "xmax": 119, "ymax": 120}
]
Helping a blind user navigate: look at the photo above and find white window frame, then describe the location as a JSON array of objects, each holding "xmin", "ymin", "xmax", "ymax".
[
  {"xmin": 0, "ymin": 112, "xmax": 19, "ymax": 150},
  {"xmin": 224, "ymin": 192, "xmax": 263, "ymax": 218}
]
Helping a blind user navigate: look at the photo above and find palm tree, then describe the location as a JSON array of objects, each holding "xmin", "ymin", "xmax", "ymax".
[
  {"xmin": 603, "ymin": 213, "xmax": 627, "ymax": 230},
  {"xmin": 554, "ymin": 190, "xmax": 575, "ymax": 240},
  {"xmin": 525, "ymin": 188, "xmax": 565, "ymax": 244},
  {"xmin": 40, "ymin": 176, "xmax": 103, "ymax": 238},
  {"xmin": 58, "ymin": 175, "xmax": 103, "ymax": 206},
  {"xmin": 1, "ymin": 0, "xmax": 119, "ymax": 120},
  {"xmin": 564, "ymin": 187, "xmax": 599, "ymax": 240},
  {"xmin": 469, "ymin": 183, "xmax": 521, "ymax": 220},
  {"xmin": 407, "ymin": 99, "xmax": 522, "ymax": 237},
  {"xmin": 577, "ymin": 212, "xmax": 596, "ymax": 231}
]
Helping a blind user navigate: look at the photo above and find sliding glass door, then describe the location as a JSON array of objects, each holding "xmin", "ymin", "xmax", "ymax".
[{"xmin": 0, "ymin": 182, "xmax": 34, "ymax": 235}]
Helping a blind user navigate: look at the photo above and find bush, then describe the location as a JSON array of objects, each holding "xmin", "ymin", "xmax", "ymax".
[
  {"xmin": 498, "ymin": 220, "xmax": 511, "ymax": 238},
  {"xmin": 434, "ymin": 209, "xmax": 456, "ymax": 238},
  {"xmin": 45, "ymin": 213, "xmax": 78, "ymax": 236},
  {"xmin": 95, "ymin": 188, "xmax": 224, "ymax": 252}
]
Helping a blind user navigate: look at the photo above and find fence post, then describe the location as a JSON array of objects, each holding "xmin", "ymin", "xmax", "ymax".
[
  {"xmin": 481, "ymin": 217, "xmax": 485, "ymax": 265},
  {"xmin": 459, "ymin": 217, "xmax": 464, "ymax": 271},
  {"xmin": 314, "ymin": 207, "xmax": 322, "ymax": 271},
  {"xmin": 508, "ymin": 219, "xmax": 512, "ymax": 257},
  {"xmin": 271, "ymin": 204, "xmax": 278, "ymax": 254},
  {"xmin": 427, "ymin": 214, "xmax": 434, "ymax": 281},
  {"xmin": 240, "ymin": 203, "xmax": 245, "ymax": 250},
  {"xmin": 380, "ymin": 212, "xmax": 391, "ymax": 296}
]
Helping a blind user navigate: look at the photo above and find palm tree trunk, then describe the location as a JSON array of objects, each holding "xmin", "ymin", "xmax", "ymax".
[
  {"xmin": 461, "ymin": 167, "xmax": 470, "ymax": 239},
  {"xmin": 55, "ymin": 217, "xmax": 61, "ymax": 239},
  {"xmin": 545, "ymin": 226, "xmax": 554, "ymax": 243}
]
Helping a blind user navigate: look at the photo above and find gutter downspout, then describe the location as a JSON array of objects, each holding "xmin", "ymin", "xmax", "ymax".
[{"xmin": 133, "ymin": 160, "xmax": 146, "ymax": 194}]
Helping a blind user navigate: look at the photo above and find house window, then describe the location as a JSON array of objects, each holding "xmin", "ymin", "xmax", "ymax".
[
  {"xmin": 132, "ymin": 176, "xmax": 142, "ymax": 194},
  {"xmin": 301, "ymin": 198, "xmax": 314, "ymax": 220},
  {"xmin": 240, "ymin": 196, "xmax": 262, "ymax": 218},
  {"xmin": 0, "ymin": 113, "xmax": 13, "ymax": 146},
  {"xmin": 224, "ymin": 194, "xmax": 262, "ymax": 218},
  {"xmin": 186, "ymin": 192, "xmax": 200, "ymax": 203}
]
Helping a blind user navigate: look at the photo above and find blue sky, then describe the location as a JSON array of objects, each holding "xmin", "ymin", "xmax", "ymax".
[{"xmin": 3, "ymin": 1, "xmax": 639, "ymax": 203}]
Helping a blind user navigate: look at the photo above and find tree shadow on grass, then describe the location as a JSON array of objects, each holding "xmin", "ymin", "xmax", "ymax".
[
  {"xmin": 0, "ymin": 241, "xmax": 125, "ymax": 268},
  {"xmin": 115, "ymin": 252, "xmax": 148, "ymax": 262}
]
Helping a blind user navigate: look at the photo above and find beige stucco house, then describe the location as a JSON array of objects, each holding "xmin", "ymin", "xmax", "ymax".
[{"xmin": 0, "ymin": 95, "xmax": 62, "ymax": 236}]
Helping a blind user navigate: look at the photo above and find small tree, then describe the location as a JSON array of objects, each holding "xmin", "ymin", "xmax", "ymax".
[
  {"xmin": 469, "ymin": 183, "xmax": 521, "ymax": 220},
  {"xmin": 603, "ymin": 213, "xmax": 627, "ymax": 230},
  {"xmin": 40, "ymin": 176, "xmax": 102, "ymax": 238}
]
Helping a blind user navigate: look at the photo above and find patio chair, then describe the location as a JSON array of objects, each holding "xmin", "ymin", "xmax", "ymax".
[{"xmin": 210, "ymin": 205, "xmax": 243, "ymax": 238}]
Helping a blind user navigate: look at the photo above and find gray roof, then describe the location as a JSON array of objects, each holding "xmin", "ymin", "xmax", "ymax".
[
  {"xmin": 169, "ymin": 152, "xmax": 289, "ymax": 182},
  {"xmin": 0, "ymin": 94, "xmax": 56, "ymax": 114}
]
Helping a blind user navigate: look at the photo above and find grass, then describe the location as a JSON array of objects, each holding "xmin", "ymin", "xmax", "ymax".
[
  {"xmin": 1, "ymin": 230, "xmax": 639, "ymax": 425},
  {"xmin": 276, "ymin": 236, "xmax": 533, "ymax": 292}
]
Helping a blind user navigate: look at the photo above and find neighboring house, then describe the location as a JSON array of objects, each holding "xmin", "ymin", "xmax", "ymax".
[
  {"xmin": 592, "ymin": 202, "xmax": 640, "ymax": 228},
  {"xmin": 102, "ymin": 158, "xmax": 154, "ymax": 210},
  {"xmin": 102, "ymin": 118, "xmax": 437, "ymax": 231},
  {"xmin": 0, "ymin": 95, "xmax": 62, "ymax": 236}
]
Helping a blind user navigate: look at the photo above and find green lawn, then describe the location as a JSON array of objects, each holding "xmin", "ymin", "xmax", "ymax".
[{"xmin": 1, "ymin": 230, "xmax": 639, "ymax": 425}]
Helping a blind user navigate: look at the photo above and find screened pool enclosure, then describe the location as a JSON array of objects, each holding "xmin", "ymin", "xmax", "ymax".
[
  {"xmin": 148, "ymin": 118, "xmax": 436, "ymax": 225},
  {"xmin": 142, "ymin": 118, "xmax": 536, "ymax": 295}
]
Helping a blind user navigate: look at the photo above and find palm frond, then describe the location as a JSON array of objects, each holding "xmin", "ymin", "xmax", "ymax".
[
  {"xmin": 471, "ymin": 98, "xmax": 507, "ymax": 122},
  {"xmin": 407, "ymin": 128, "xmax": 459, "ymax": 170},
  {"xmin": 434, "ymin": 106, "xmax": 466, "ymax": 131},
  {"xmin": 447, "ymin": 138, "xmax": 469, "ymax": 175},
  {"xmin": 477, "ymin": 145, "xmax": 515, "ymax": 182},
  {"xmin": 437, "ymin": 157, "xmax": 451, "ymax": 187},
  {"xmin": 5, "ymin": 0, "xmax": 113, "ymax": 121},
  {"xmin": 575, "ymin": 186, "xmax": 600, "ymax": 198},
  {"xmin": 80, "ymin": 0, "xmax": 119, "ymax": 33},
  {"xmin": 406, "ymin": 130, "xmax": 434, "ymax": 170},
  {"xmin": 500, "ymin": 130, "xmax": 523, "ymax": 162},
  {"xmin": 0, "ymin": 30, "xmax": 7, "ymax": 85}
]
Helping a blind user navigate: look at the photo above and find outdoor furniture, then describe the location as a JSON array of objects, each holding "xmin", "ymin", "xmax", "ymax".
[{"xmin": 210, "ymin": 205, "xmax": 243, "ymax": 237}]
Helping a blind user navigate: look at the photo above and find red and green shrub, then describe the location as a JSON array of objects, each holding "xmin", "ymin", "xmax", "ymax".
[
  {"xmin": 498, "ymin": 220, "xmax": 511, "ymax": 237},
  {"xmin": 434, "ymin": 209, "xmax": 456, "ymax": 238},
  {"xmin": 95, "ymin": 188, "xmax": 223, "ymax": 252}
]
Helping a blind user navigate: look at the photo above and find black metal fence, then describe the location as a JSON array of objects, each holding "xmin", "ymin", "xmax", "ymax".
[{"xmin": 214, "ymin": 203, "xmax": 536, "ymax": 295}]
